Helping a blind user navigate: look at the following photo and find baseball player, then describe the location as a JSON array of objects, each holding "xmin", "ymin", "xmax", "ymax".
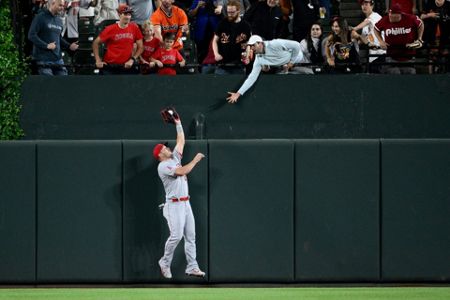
[{"xmin": 153, "ymin": 110, "xmax": 206, "ymax": 279}]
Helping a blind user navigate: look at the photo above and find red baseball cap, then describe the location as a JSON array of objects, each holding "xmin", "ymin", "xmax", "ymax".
[
  {"xmin": 389, "ymin": 3, "xmax": 402, "ymax": 14},
  {"xmin": 118, "ymin": 4, "xmax": 133, "ymax": 14},
  {"xmin": 153, "ymin": 142, "xmax": 168, "ymax": 160}
]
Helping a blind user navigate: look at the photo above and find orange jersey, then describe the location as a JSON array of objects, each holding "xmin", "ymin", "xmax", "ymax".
[{"xmin": 151, "ymin": 6, "xmax": 188, "ymax": 50}]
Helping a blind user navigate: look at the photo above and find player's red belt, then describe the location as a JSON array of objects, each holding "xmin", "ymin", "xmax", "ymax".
[{"xmin": 171, "ymin": 196, "xmax": 189, "ymax": 202}]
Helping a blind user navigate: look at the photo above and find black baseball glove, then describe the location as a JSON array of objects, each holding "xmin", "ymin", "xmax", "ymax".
[{"xmin": 160, "ymin": 106, "xmax": 180, "ymax": 124}]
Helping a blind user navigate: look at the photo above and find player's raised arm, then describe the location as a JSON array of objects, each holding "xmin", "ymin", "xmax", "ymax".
[{"xmin": 174, "ymin": 115, "xmax": 184, "ymax": 155}]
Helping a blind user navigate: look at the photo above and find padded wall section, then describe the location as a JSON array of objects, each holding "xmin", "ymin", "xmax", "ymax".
[
  {"xmin": 295, "ymin": 140, "xmax": 380, "ymax": 281},
  {"xmin": 20, "ymin": 75, "xmax": 450, "ymax": 139},
  {"xmin": 382, "ymin": 140, "xmax": 450, "ymax": 281},
  {"xmin": 0, "ymin": 142, "xmax": 36, "ymax": 283},
  {"xmin": 123, "ymin": 140, "xmax": 208, "ymax": 282},
  {"xmin": 37, "ymin": 141, "xmax": 122, "ymax": 282},
  {"xmin": 209, "ymin": 140, "xmax": 294, "ymax": 282}
]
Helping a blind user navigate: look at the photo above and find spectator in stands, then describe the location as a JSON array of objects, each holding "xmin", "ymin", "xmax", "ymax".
[
  {"xmin": 244, "ymin": 0, "xmax": 282, "ymax": 40},
  {"xmin": 319, "ymin": 0, "xmax": 330, "ymax": 19},
  {"xmin": 226, "ymin": 35, "xmax": 304, "ymax": 103},
  {"xmin": 140, "ymin": 20, "xmax": 160, "ymax": 74},
  {"xmin": 421, "ymin": 0, "xmax": 450, "ymax": 52},
  {"xmin": 222, "ymin": 0, "xmax": 250, "ymax": 17},
  {"xmin": 293, "ymin": 22, "xmax": 325, "ymax": 74},
  {"xmin": 291, "ymin": 0, "xmax": 322, "ymax": 43},
  {"xmin": 325, "ymin": 17, "xmax": 364, "ymax": 73},
  {"xmin": 120, "ymin": 0, "xmax": 159, "ymax": 26},
  {"xmin": 151, "ymin": 32, "xmax": 186, "ymax": 75},
  {"xmin": 200, "ymin": 39, "xmax": 218, "ymax": 73},
  {"xmin": 32, "ymin": 0, "xmax": 49, "ymax": 16},
  {"xmin": 92, "ymin": 5, "xmax": 144, "ymax": 74},
  {"xmin": 93, "ymin": 0, "xmax": 120, "ymax": 26},
  {"xmin": 374, "ymin": 3, "xmax": 424, "ymax": 74},
  {"xmin": 212, "ymin": 0, "xmax": 252, "ymax": 74},
  {"xmin": 28, "ymin": 0, "xmax": 79, "ymax": 75},
  {"xmin": 278, "ymin": 0, "xmax": 292, "ymax": 38},
  {"xmin": 189, "ymin": 0, "xmax": 223, "ymax": 63},
  {"xmin": 151, "ymin": 0, "xmax": 189, "ymax": 50},
  {"xmin": 63, "ymin": 0, "xmax": 97, "ymax": 43},
  {"xmin": 352, "ymin": 0, "xmax": 386, "ymax": 73}
]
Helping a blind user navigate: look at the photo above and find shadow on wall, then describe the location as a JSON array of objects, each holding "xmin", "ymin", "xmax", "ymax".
[{"xmin": 123, "ymin": 150, "xmax": 167, "ymax": 281}]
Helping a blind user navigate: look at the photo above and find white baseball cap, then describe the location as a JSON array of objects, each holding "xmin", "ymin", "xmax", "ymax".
[{"xmin": 247, "ymin": 35, "xmax": 263, "ymax": 45}]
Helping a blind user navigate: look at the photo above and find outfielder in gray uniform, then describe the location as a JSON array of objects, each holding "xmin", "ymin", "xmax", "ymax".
[{"xmin": 153, "ymin": 115, "xmax": 206, "ymax": 279}]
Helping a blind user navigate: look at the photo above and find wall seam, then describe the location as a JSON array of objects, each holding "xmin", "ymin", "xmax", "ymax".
[
  {"xmin": 379, "ymin": 139, "xmax": 383, "ymax": 282},
  {"xmin": 207, "ymin": 140, "xmax": 210, "ymax": 283},
  {"xmin": 292, "ymin": 140, "xmax": 296, "ymax": 282},
  {"xmin": 35, "ymin": 142, "xmax": 38, "ymax": 284},
  {"xmin": 121, "ymin": 141, "xmax": 125, "ymax": 282}
]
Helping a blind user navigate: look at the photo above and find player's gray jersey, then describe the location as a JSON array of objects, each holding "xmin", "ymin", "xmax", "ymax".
[{"xmin": 158, "ymin": 150, "xmax": 189, "ymax": 201}]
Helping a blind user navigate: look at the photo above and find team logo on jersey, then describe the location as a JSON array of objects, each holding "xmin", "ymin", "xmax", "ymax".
[
  {"xmin": 162, "ymin": 54, "xmax": 176, "ymax": 61},
  {"xmin": 144, "ymin": 45, "xmax": 156, "ymax": 52},
  {"xmin": 48, "ymin": 24, "xmax": 62, "ymax": 31},
  {"xmin": 161, "ymin": 25, "xmax": 179, "ymax": 31},
  {"xmin": 385, "ymin": 27, "xmax": 412, "ymax": 36},
  {"xmin": 220, "ymin": 33, "xmax": 230, "ymax": 44},
  {"xmin": 114, "ymin": 33, "xmax": 134, "ymax": 41}
]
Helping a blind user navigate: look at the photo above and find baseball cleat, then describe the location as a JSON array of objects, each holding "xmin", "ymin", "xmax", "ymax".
[
  {"xmin": 159, "ymin": 261, "xmax": 172, "ymax": 279},
  {"xmin": 186, "ymin": 268, "xmax": 206, "ymax": 277}
]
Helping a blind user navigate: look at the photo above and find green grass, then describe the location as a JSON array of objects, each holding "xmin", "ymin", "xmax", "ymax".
[{"xmin": 0, "ymin": 287, "xmax": 449, "ymax": 300}]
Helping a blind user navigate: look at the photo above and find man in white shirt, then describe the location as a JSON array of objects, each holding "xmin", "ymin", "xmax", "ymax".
[
  {"xmin": 226, "ymin": 35, "xmax": 303, "ymax": 103},
  {"xmin": 352, "ymin": 0, "xmax": 386, "ymax": 69}
]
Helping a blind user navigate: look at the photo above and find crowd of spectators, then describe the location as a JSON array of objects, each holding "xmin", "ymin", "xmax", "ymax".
[{"xmin": 26, "ymin": 0, "xmax": 450, "ymax": 75}]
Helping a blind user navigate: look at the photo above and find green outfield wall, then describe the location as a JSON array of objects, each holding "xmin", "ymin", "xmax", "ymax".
[
  {"xmin": 1, "ymin": 139, "xmax": 449, "ymax": 284},
  {"xmin": 20, "ymin": 75, "xmax": 450, "ymax": 140}
]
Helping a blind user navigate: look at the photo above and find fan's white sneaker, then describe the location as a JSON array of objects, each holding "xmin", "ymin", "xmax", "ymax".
[
  {"xmin": 186, "ymin": 268, "xmax": 206, "ymax": 277},
  {"xmin": 159, "ymin": 261, "xmax": 172, "ymax": 279}
]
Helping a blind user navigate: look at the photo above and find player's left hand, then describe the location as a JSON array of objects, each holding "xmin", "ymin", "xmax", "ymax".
[{"xmin": 227, "ymin": 92, "xmax": 240, "ymax": 104}]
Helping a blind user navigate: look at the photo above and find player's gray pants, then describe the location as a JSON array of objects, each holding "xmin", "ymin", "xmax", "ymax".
[{"xmin": 160, "ymin": 201, "xmax": 199, "ymax": 273}]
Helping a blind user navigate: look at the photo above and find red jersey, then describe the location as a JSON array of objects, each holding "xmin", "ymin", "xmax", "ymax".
[
  {"xmin": 151, "ymin": 6, "xmax": 188, "ymax": 50},
  {"xmin": 99, "ymin": 22, "xmax": 143, "ymax": 64},
  {"xmin": 375, "ymin": 13, "xmax": 422, "ymax": 60},
  {"xmin": 142, "ymin": 38, "xmax": 161, "ymax": 62},
  {"xmin": 153, "ymin": 48, "xmax": 184, "ymax": 75}
]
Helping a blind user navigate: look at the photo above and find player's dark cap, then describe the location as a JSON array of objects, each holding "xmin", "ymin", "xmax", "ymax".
[
  {"xmin": 389, "ymin": 3, "xmax": 402, "ymax": 14},
  {"xmin": 153, "ymin": 142, "xmax": 168, "ymax": 160},
  {"xmin": 359, "ymin": 0, "xmax": 374, "ymax": 5},
  {"xmin": 118, "ymin": 4, "xmax": 133, "ymax": 15}
]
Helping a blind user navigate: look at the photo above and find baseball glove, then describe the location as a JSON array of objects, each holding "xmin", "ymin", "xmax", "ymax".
[
  {"xmin": 160, "ymin": 106, "xmax": 180, "ymax": 124},
  {"xmin": 406, "ymin": 39, "xmax": 423, "ymax": 49}
]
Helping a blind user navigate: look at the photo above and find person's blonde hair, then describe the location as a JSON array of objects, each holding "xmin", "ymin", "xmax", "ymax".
[{"xmin": 142, "ymin": 20, "xmax": 154, "ymax": 31}]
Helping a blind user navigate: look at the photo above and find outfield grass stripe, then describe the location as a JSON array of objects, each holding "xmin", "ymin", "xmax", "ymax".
[{"xmin": 0, "ymin": 287, "xmax": 449, "ymax": 300}]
